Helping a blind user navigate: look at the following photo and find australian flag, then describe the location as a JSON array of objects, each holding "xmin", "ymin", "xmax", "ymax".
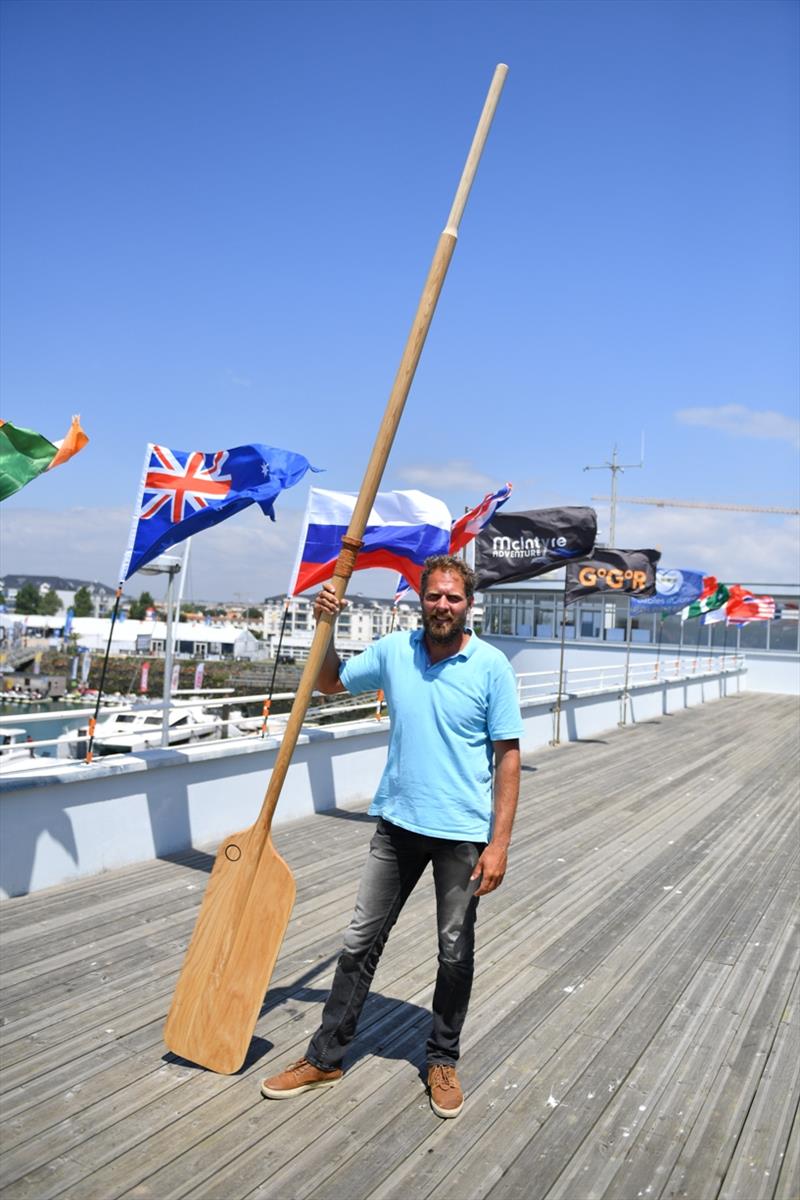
[{"xmin": 120, "ymin": 442, "xmax": 320, "ymax": 580}]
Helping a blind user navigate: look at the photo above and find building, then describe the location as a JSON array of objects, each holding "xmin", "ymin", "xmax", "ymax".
[
  {"xmin": 0, "ymin": 575, "xmax": 121, "ymax": 617},
  {"xmin": 261, "ymin": 593, "xmax": 423, "ymax": 660},
  {"xmin": 480, "ymin": 575, "xmax": 800, "ymax": 653}
]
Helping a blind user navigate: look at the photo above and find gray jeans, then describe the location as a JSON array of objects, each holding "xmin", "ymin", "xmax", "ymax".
[{"xmin": 306, "ymin": 817, "xmax": 484, "ymax": 1070}]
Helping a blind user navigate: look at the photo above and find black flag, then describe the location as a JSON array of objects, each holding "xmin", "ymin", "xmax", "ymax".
[
  {"xmin": 474, "ymin": 507, "xmax": 597, "ymax": 589},
  {"xmin": 564, "ymin": 548, "xmax": 661, "ymax": 605}
]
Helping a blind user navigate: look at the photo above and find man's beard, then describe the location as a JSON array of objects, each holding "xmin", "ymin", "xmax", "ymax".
[{"xmin": 422, "ymin": 609, "xmax": 468, "ymax": 646}]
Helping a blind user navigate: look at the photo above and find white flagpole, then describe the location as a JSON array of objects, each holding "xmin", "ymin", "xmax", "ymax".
[{"xmin": 118, "ymin": 444, "xmax": 153, "ymax": 587}]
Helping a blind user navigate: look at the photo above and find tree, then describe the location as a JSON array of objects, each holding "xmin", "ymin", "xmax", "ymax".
[
  {"xmin": 15, "ymin": 582, "xmax": 40, "ymax": 614},
  {"xmin": 73, "ymin": 586, "xmax": 94, "ymax": 617},
  {"xmin": 39, "ymin": 590, "xmax": 63, "ymax": 615},
  {"xmin": 128, "ymin": 590, "xmax": 155, "ymax": 620}
]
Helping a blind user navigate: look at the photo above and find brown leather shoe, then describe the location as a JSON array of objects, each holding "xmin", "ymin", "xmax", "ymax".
[
  {"xmin": 427, "ymin": 1063, "xmax": 464, "ymax": 1118},
  {"xmin": 260, "ymin": 1057, "xmax": 343, "ymax": 1099}
]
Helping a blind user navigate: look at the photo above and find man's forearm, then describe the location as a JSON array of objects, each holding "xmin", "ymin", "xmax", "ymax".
[
  {"xmin": 491, "ymin": 743, "xmax": 520, "ymax": 847},
  {"xmin": 316, "ymin": 638, "xmax": 344, "ymax": 694}
]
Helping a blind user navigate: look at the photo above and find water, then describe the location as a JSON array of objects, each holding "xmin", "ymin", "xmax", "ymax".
[{"xmin": 0, "ymin": 699, "xmax": 91, "ymax": 757}]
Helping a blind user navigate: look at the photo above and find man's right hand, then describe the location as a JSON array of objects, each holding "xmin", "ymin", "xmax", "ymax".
[{"xmin": 313, "ymin": 582, "xmax": 348, "ymax": 623}]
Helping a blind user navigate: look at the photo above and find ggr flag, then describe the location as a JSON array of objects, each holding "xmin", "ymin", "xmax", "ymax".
[
  {"xmin": 630, "ymin": 568, "xmax": 704, "ymax": 614},
  {"xmin": 564, "ymin": 548, "xmax": 661, "ymax": 605},
  {"xmin": 474, "ymin": 507, "xmax": 597, "ymax": 590}
]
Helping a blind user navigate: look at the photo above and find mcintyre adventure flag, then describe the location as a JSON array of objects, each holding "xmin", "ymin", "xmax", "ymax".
[
  {"xmin": 290, "ymin": 488, "xmax": 451, "ymax": 595},
  {"xmin": 630, "ymin": 568, "xmax": 704, "ymax": 614},
  {"xmin": 680, "ymin": 577, "xmax": 730, "ymax": 620},
  {"xmin": 474, "ymin": 507, "xmax": 597, "ymax": 590},
  {"xmin": 120, "ymin": 442, "xmax": 319, "ymax": 581},
  {"xmin": 0, "ymin": 416, "xmax": 89, "ymax": 501},
  {"xmin": 564, "ymin": 547, "xmax": 661, "ymax": 606}
]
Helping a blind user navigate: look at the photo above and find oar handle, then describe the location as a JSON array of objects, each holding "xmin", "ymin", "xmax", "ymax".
[{"xmin": 255, "ymin": 64, "xmax": 509, "ymax": 839}]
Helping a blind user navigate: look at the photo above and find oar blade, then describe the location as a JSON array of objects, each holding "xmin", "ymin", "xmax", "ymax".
[{"xmin": 164, "ymin": 830, "xmax": 296, "ymax": 1074}]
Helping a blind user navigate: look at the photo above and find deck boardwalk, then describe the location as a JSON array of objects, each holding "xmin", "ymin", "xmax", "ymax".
[{"xmin": 0, "ymin": 692, "xmax": 798, "ymax": 1200}]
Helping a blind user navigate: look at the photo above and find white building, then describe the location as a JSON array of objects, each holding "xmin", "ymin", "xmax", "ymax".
[
  {"xmin": 0, "ymin": 575, "xmax": 120, "ymax": 617},
  {"xmin": 262, "ymin": 594, "xmax": 422, "ymax": 660},
  {"xmin": 0, "ymin": 614, "xmax": 262, "ymax": 661}
]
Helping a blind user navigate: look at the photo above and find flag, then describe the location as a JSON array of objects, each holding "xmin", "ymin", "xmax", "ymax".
[
  {"xmin": 120, "ymin": 442, "xmax": 320, "ymax": 580},
  {"xmin": 140, "ymin": 662, "xmax": 150, "ymax": 693},
  {"xmin": 630, "ymin": 568, "xmax": 704, "ymax": 614},
  {"xmin": 193, "ymin": 662, "xmax": 205, "ymax": 690},
  {"xmin": 726, "ymin": 589, "xmax": 776, "ymax": 623},
  {"xmin": 450, "ymin": 484, "xmax": 513, "ymax": 554},
  {"xmin": 392, "ymin": 483, "xmax": 513, "ymax": 596},
  {"xmin": 474, "ymin": 507, "xmax": 597, "ymax": 590},
  {"xmin": 0, "ymin": 416, "xmax": 89, "ymax": 501},
  {"xmin": 393, "ymin": 575, "xmax": 412, "ymax": 604},
  {"xmin": 290, "ymin": 488, "xmax": 451, "ymax": 595},
  {"xmin": 171, "ymin": 664, "xmax": 180, "ymax": 693},
  {"xmin": 564, "ymin": 547, "xmax": 661, "ymax": 605},
  {"xmin": 680, "ymin": 577, "xmax": 729, "ymax": 620}
]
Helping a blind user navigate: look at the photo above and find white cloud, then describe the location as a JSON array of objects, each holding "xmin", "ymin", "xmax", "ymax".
[
  {"xmin": 222, "ymin": 369, "xmax": 253, "ymax": 389},
  {"xmin": 605, "ymin": 504, "xmax": 800, "ymax": 584},
  {"xmin": 396, "ymin": 460, "xmax": 495, "ymax": 492},
  {"xmin": 0, "ymin": 504, "xmax": 309, "ymax": 602},
  {"xmin": 675, "ymin": 404, "xmax": 800, "ymax": 448}
]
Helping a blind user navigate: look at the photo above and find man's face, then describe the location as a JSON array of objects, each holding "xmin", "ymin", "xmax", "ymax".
[{"xmin": 421, "ymin": 569, "xmax": 471, "ymax": 646}]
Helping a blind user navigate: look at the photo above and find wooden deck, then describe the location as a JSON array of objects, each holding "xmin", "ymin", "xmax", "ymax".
[{"xmin": 1, "ymin": 692, "xmax": 798, "ymax": 1200}]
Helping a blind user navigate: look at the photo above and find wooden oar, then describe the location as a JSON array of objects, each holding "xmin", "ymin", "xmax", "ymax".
[{"xmin": 163, "ymin": 64, "xmax": 509, "ymax": 1074}]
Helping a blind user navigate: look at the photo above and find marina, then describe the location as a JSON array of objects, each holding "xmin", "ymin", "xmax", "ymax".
[{"xmin": 0, "ymin": 691, "xmax": 797, "ymax": 1199}]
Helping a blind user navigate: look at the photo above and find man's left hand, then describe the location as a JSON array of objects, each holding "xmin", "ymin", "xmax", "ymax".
[{"xmin": 470, "ymin": 841, "xmax": 508, "ymax": 897}]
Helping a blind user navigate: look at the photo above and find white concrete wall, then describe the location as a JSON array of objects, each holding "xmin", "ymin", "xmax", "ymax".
[{"xmin": 0, "ymin": 662, "xmax": 745, "ymax": 899}]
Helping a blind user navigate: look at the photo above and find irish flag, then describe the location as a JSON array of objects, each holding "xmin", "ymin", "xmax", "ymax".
[
  {"xmin": 0, "ymin": 416, "xmax": 89, "ymax": 501},
  {"xmin": 680, "ymin": 576, "xmax": 729, "ymax": 620}
]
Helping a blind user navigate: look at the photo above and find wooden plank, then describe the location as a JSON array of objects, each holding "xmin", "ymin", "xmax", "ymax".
[{"xmin": 0, "ymin": 693, "xmax": 796, "ymax": 1200}]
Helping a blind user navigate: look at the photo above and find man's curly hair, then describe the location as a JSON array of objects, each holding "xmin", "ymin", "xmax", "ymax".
[{"xmin": 419, "ymin": 555, "xmax": 476, "ymax": 602}]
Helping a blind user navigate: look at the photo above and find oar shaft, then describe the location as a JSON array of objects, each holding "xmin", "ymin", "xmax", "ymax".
[{"xmin": 256, "ymin": 64, "xmax": 508, "ymax": 838}]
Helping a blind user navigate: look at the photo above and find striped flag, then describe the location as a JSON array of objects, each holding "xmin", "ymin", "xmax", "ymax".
[
  {"xmin": 0, "ymin": 416, "xmax": 89, "ymax": 501},
  {"xmin": 289, "ymin": 488, "xmax": 451, "ymax": 595}
]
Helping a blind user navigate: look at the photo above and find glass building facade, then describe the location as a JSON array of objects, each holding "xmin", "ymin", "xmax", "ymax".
[{"xmin": 482, "ymin": 582, "xmax": 800, "ymax": 653}]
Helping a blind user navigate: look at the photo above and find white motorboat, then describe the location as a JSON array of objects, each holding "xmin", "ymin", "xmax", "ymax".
[
  {"xmin": 0, "ymin": 727, "xmax": 37, "ymax": 764},
  {"xmin": 56, "ymin": 703, "xmax": 224, "ymax": 758}
]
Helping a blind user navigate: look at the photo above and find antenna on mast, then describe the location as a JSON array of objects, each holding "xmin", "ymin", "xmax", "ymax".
[{"xmin": 583, "ymin": 436, "xmax": 645, "ymax": 545}]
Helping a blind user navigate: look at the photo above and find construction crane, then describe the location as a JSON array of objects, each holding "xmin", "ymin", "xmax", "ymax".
[{"xmin": 591, "ymin": 496, "xmax": 799, "ymax": 516}]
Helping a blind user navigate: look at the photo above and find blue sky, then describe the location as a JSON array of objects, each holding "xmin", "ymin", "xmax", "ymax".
[{"xmin": 1, "ymin": 0, "xmax": 798, "ymax": 602}]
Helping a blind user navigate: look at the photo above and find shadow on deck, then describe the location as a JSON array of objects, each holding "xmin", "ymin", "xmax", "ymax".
[{"xmin": 1, "ymin": 693, "xmax": 798, "ymax": 1200}]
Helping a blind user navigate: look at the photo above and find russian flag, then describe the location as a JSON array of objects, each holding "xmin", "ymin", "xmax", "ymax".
[{"xmin": 290, "ymin": 488, "xmax": 451, "ymax": 596}]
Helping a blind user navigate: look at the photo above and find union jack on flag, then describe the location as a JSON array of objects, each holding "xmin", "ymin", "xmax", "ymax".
[
  {"xmin": 120, "ymin": 440, "xmax": 320, "ymax": 581},
  {"xmin": 449, "ymin": 483, "xmax": 513, "ymax": 554},
  {"xmin": 139, "ymin": 446, "xmax": 233, "ymax": 524}
]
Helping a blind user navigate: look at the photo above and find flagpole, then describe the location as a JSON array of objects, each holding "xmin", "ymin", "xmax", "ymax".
[
  {"xmin": 262, "ymin": 597, "xmax": 291, "ymax": 736},
  {"xmin": 161, "ymin": 566, "xmax": 179, "ymax": 748},
  {"xmin": 84, "ymin": 587, "xmax": 122, "ymax": 764},
  {"xmin": 374, "ymin": 601, "xmax": 398, "ymax": 721},
  {"xmin": 551, "ymin": 581, "xmax": 568, "ymax": 746},
  {"xmin": 619, "ymin": 595, "xmax": 633, "ymax": 727},
  {"xmin": 655, "ymin": 611, "xmax": 664, "ymax": 681}
]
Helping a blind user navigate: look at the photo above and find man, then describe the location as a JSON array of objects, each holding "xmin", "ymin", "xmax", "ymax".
[{"xmin": 261, "ymin": 554, "xmax": 522, "ymax": 1118}]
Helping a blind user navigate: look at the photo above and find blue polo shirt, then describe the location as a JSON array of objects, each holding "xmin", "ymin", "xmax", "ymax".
[{"xmin": 340, "ymin": 629, "xmax": 522, "ymax": 842}]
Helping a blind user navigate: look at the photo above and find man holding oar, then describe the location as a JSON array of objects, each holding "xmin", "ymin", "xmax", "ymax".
[{"xmin": 261, "ymin": 554, "xmax": 522, "ymax": 1119}]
